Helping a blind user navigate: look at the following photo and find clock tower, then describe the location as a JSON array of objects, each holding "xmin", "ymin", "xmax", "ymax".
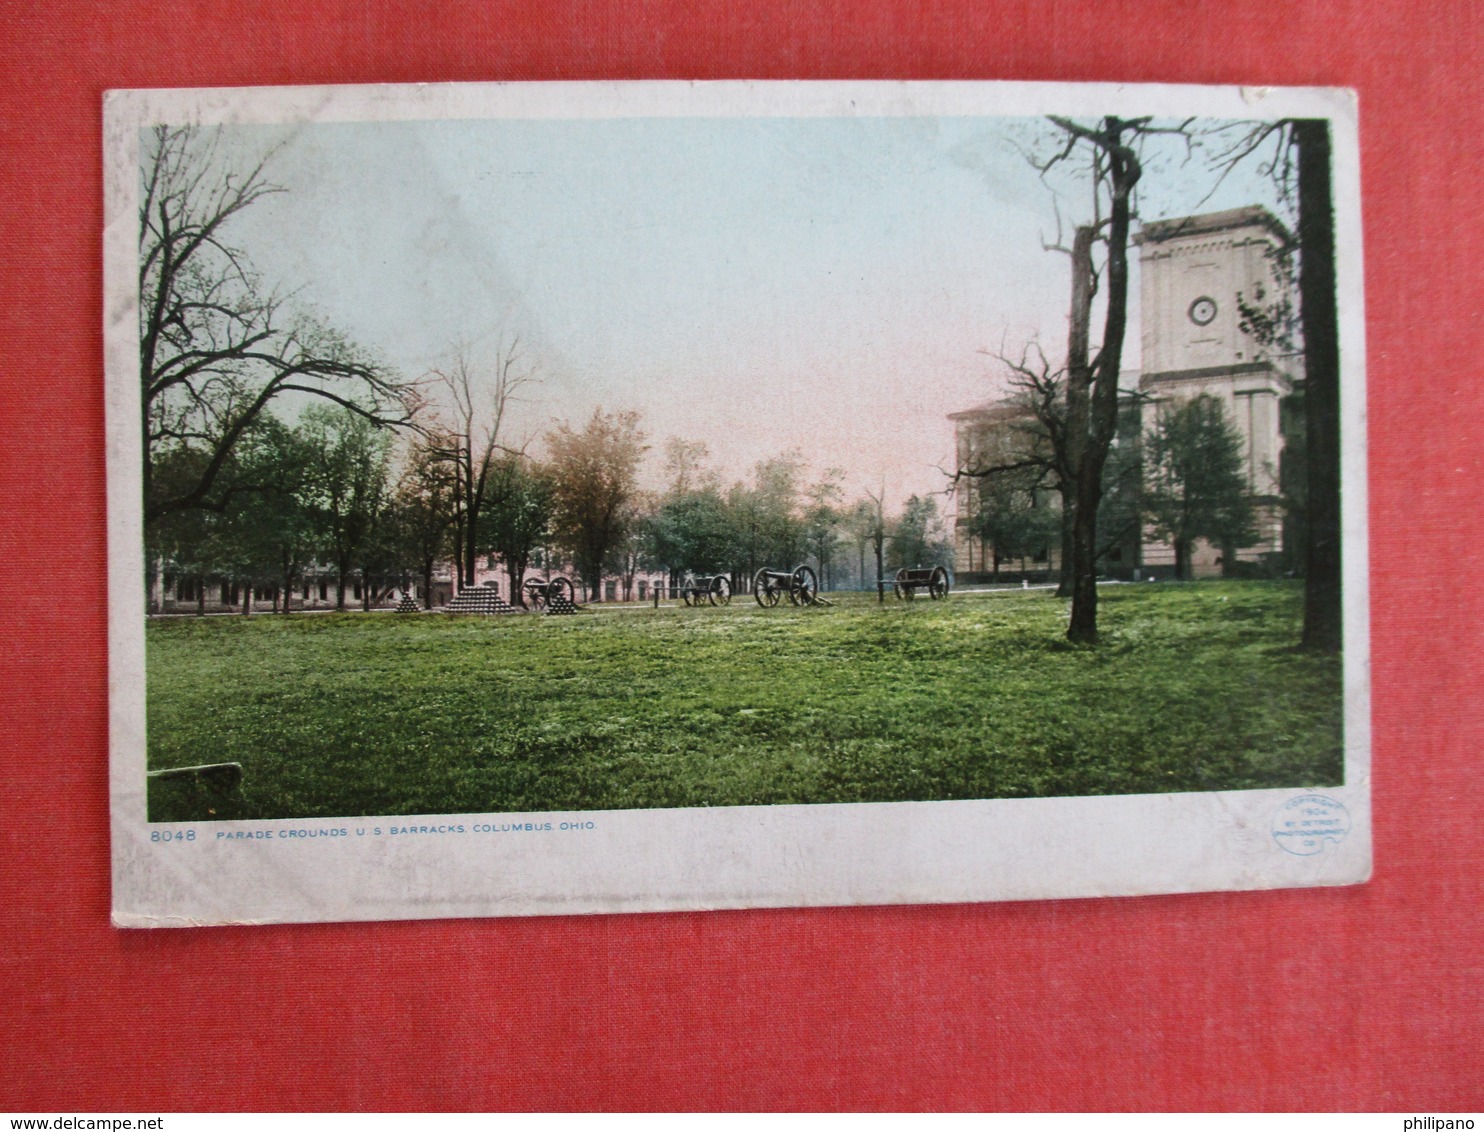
[{"xmin": 1135, "ymin": 206, "xmax": 1298, "ymax": 571}]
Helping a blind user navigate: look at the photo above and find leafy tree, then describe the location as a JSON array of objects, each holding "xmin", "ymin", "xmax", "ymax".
[
  {"xmin": 139, "ymin": 125, "xmax": 411, "ymax": 525},
  {"xmin": 1095, "ymin": 404, "xmax": 1145, "ymax": 571},
  {"xmin": 803, "ymin": 473, "xmax": 845, "ymax": 591},
  {"xmin": 888, "ymin": 495, "xmax": 953, "ymax": 572},
  {"xmin": 646, "ymin": 440, "xmax": 736, "ymax": 587},
  {"xmin": 385, "ymin": 436, "xmax": 455, "ymax": 609},
  {"xmin": 844, "ymin": 497, "xmax": 884, "ymax": 594},
  {"xmin": 1142, "ymin": 395, "xmax": 1255, "ymax": 580},
  {"xmin": 482, "ymin": 455, "xmax": 554, "ymax": 606},
  {"xmin": 729, "ymin": 451, "xmax": 808, "ymax": 580},
  {"xmin": 199, "ymin": 416, "xmax": 316, "ymax": 613},
  {"xmin": 857, "ymin": 489, "xmax": 894, "ymax": 600},
  {"xmin": 971, "ymin": 467, "xmax": 1060, "ymax": 579},
  {"xmin": 649, "ymin": 489, "xmax": 736, "ymax": 581},
  {"xmin": 146, "ymin": 448, "xmax": 220, "ymax": 613},
  {"xmin": 545, "ymin": 408, "xmax": 648, "ymax": 600},
  {"xmin": 607, "ymin": 493, "xmax": 658, "ymax": 601},
  {"xmin": 300, "ymin": 405, "xmax": 394, "ymax": 609}
]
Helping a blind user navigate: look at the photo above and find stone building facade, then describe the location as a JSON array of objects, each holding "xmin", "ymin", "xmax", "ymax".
[
  {"xmin": 951, "ymin": 205, "xmax": 1299, "ymax": 581},
  {"xmin": 948, "ymin": 399, "xmax": 1059, "ymax": 578},
  {"xmin": 1134, "ymin": 206, "xmax": 1298, "ymax": 574}
]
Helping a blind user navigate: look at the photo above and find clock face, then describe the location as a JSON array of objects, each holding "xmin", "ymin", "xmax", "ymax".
[{"xmin": 1189, "ymin": 296, "xmax": 1218, "ymax": 326}]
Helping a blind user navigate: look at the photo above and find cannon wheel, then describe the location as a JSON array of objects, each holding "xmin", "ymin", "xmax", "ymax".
[
  {"xmin": 928, "ymin": 566, "xmax": 950, "ymax": 600},
  {"xmin": 524, "ymin": 581, "xmax": 546, "ymax": 610},
  {"xmin": 753, "ymin": 568, "xmax": 781, "ymax": 607},
  {"xmin": 549, "ymin": 577, "xmax": 575, "ymax": 604},
  {"xmin": 789, "ymin": 564, "xmax": 819, "ymax": 606},
  {"xmin": 681, "ymin": 581, "xmax": 697, "ymax": 607},
  {"xmin": 709, "ymin": 575, "xmax": 732, "ymax": 606},
  {"xmin": 894, "ymin": 567, "xmax": 913, "ymax": 601}
]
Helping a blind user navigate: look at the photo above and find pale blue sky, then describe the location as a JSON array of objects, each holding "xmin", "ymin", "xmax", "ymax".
[{"xmin": 210, "ymin": 115, "xmax": 1279, "ymax": 505}]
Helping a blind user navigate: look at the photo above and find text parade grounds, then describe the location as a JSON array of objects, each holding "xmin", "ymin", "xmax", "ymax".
[{"xmin": 146, "ymin": 580, "xmax": 1343, "ymax": 822}]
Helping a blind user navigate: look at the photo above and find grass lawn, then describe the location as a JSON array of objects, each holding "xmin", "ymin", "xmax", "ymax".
[{"xmin": 145, "ymin": 580, "xmax": 1344, "ymax": 821}]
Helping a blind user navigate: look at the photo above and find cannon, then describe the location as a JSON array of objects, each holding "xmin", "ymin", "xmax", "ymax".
[
  {"xmin": 893, "ymin": 565, "xmax": 950, "ymax": 601},
  {"xmin": 681, "ymin": 574, "xmax": 732, "ymax": 607},
  {"xmin": 752, "ymin": 564, "xmax": 820, "ymax": 607},
  {"xmin": 522, "ymin": 575, "xmax": 576, "ymax": 609}
]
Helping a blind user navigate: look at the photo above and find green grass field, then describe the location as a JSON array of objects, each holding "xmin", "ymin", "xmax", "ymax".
[{"xmin": 145, "ymin": 581, "xmax": 1344, "ymax": 821}]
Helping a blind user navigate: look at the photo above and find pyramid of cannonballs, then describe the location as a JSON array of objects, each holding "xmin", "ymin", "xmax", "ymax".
[
  {"xmin": 444, "ymin": 583, "xmax": 524, "ymax": 615},
  {"xmin": 395, "ymin": 592, "xmax": 421, "ymax": 614},
  {"xmin": 544, "ymin": 594, "xmax": 581, "ymax": 615}
]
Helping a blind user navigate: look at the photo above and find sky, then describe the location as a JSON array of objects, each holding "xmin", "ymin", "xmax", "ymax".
[{"xmin": 201, "ymin": 114, "xmax": 1282, "ymax": 510}]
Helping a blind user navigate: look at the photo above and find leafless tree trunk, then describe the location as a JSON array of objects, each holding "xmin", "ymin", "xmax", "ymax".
[
  {"xmin": 1045, "ymin": 117, "xmax": 1147, "ymax": 644},
  {"xmin": 1295, "ymin": 120, "xmax": 1342, "ymax": 653},
  {"xmin": 280, "ymin": 551, "xmax": 294, "ymax": 615},
  {"xmin": 1207, "ymin": 117, "xmax": 1342, "ymax": 650}
]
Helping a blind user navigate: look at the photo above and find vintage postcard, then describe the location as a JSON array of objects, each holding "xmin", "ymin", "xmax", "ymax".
[{"xmin": 105, "ymin": 80, "xmax": 1370, "ymax": 926}]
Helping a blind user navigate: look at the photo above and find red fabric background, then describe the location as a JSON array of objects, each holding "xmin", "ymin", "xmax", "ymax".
[{"xmin": 1, "ymin": 1, "xmax": 1479, "ymax": 1112}]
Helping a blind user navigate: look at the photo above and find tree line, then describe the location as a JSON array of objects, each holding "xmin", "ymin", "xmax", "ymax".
[{"xmin": 147, "ymin": 400, "xmax": 954, "ymax": 611}]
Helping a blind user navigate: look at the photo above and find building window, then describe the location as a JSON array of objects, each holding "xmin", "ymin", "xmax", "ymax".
[{"xmin": 318, "ymin": 579, "xmax": 328, "ymax": 601}]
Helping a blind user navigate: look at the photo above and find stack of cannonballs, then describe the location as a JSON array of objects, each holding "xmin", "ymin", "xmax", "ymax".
[{"xmin": 443, "ymin": 583, "xmax": 524, "ymax": 615}]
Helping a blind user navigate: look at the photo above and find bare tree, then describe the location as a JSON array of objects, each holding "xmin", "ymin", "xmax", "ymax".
[
  {"xmin": 139, "ymin": 125, "xmax": 413, "ymax": 524},
  {"xmin": 968, "ymin": 341, "xmax": 1074, "ymax": 592},
  {"xmin": 1034, "ymin": 118, "xmax": 1158, "ymax": 643},
  {"xmin": 955, "ymin": 117, "xmax": 1196, "ymax": 639},
  {"xmin": 424, "ymin": 337, "xmax": 536, "ymax": 591}
]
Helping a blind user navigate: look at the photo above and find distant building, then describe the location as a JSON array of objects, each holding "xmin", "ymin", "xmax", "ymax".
[
  {"xmin": 948, "ymin": 399, "xmax": 1057, "ymax": 577},
  {"xmin": 951, "ymin": 205, "xmax": 1299, "ymax": 581}
]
